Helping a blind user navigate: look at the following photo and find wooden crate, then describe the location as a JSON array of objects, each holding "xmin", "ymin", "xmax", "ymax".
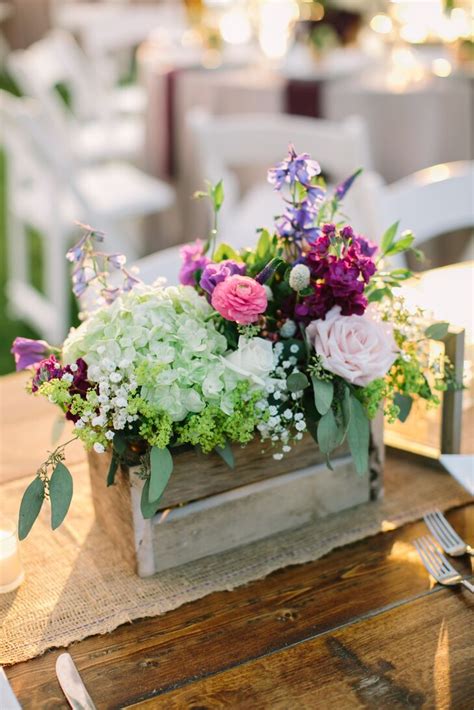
[{"xmin": 88, "ymin": 416, "xmax": 384, "ymax": 577}]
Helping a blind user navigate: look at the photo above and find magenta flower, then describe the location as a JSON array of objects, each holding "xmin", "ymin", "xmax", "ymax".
[
  {"xmin": 11, "ymin": 337, "xmax": 51, "ymax": 371},
  {"xmin": 200, "ymin": 260, "xmax": 246, "ymax": 296},
  {"xmin": 31, "ymin": 355, "xmax": 63, "ymax": 392},
  {"xmin": 211, "ymin": 275, "xmax": 267, "ymax": 324},
  {"xmin": 179, "ymin": 239, "xmax": 211, "ymax": 286}
]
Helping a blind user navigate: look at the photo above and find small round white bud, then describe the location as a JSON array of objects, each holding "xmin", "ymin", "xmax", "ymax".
[{"xmin": 289, "ymin": 264, "xmax": 310, "ymax": 292}]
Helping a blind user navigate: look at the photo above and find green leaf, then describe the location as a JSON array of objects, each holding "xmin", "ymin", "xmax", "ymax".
[
  {"xmin": 385, "ymin": 231, "xmax": 415, "ymax": 257},
  {"xmin": 215, "ymin": 441, "xmax": 235, "ymax": 469},
  {"xmin": 18, "ymin": 477, "xmax": 45, "ymax": 540},
  {"xmin": 341, "ymin": 386, "xmax": 352, "ymax": 433},
  {"xmin": 389, "ymin": 268, "xmax": 412, "ymax": 281},
  {"xmin": 256, "ymin": 229, "xmax": 271, "ymax": 259},
  {"xmin": 212, "ymin": 180, "xmax": 224, "ymax": 212},
  {"xmin": 425, "ymin": 321, "xmax": 449, "ymax": 341},
  {"xmin": 367, "ymin": 288, "xmax": 390, "ymax": 303},
  {"xmin": 51, "ymin": 416, "xmax": 65, "ymax": 445},
  {"xmin": 317, "ymin": 408, "xmax": 339, "ymax": 455},
  {"xmin": 213, "ymin": 242, "xmax": 242, "ymax": 263},
  {"xmin": 312, "ymin": 376, "xmax": 334, "ymax": 416},
  {"xmin": 380, "ymin": 221, "xmax": 399, "ymax": 255},
  {"xmin": 347, "ymin": 396, "xmax": 370, "ymax": 476},
  {"xmin": 49, "ymin": 462, "xmax": 73, "ymax": 530},
  {"xmin": 107, "ymin": 455, "xmax": 119, "ymax": 487},
  {"xmin": 394, "ymin": 392, "xmax": 413, "ymax": 423},
  {"xmin": 287, "ymin": 371, "xmax": 310, "ymax": 393},
  {"xmin": 140, "ymin": 479, "xmax": 160, "ymax": 519},
  {"xmin": 149, "ymin": 446, "xmax": 173, "ymax": 503},
  {"xmin": 113, "ymin": 433, "xmax": 127, "ymax": 456}
]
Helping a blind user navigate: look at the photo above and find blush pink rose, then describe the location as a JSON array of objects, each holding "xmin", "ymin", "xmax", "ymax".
[
  {"xmin": 306, "ymin": 306, "xmax": 398, "ymax": 386},
  {"xmin": 211, "ymin": 275, "xmax": 267, "ymax": 325}
]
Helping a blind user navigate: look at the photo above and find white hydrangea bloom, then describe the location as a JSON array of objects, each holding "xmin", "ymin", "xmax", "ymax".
[{"xmin": 62, "ymin": 284, "xmax": 265, "ymax": 425}]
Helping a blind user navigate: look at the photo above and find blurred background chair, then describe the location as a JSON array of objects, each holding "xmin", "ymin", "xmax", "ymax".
[
  {"xmin": 378, "ymin": 161, "xmax": 474, "ymax": 266},
  {"xmin": 7, "ymin": 29, "xmax": 144, "ymax": 165},
  {"xmin": 188, "ymin": 110, "xmax": 381, "ymax": 248},
  {"xmin": 1, "ymin": 90, "xmax": 174, "ymax": 342}
]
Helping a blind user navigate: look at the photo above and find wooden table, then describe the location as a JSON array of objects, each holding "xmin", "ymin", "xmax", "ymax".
[{"xmin": 2, "ymin": 374, "xmax": 473, "ymax": 708}]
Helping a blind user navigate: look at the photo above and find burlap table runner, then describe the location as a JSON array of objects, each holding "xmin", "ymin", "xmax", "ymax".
[{"xmin": 1, "ymin": 453, "xmax": 472, "ymax": 665}]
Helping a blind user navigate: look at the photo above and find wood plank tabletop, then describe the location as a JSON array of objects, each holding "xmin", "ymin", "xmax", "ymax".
[{"xmin": 1, "ymin": 373, "xmax": 473, "ymax": 709}]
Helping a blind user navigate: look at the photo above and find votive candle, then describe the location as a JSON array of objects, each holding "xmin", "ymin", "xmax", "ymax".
[{"xmin": 0, "ymin": 519, "xmax": 24, "ymax": 593}]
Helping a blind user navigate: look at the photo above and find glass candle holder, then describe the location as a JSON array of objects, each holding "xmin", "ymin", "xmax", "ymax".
[{"xmin": 0, "ymin": 518, "xmax": 24, "ymax": 593}]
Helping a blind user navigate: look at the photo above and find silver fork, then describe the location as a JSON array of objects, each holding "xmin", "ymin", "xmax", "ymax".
[
  {"xmin": 414, "ymin": 536, "xmax": 474, "ymax": 593},
  {"xmin": 424, "ymin": 510, "xmax": 474, "ymax": 557}
]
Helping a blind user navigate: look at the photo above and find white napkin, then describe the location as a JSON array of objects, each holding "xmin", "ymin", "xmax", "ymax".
[{"xmin": 440, "ymin": 455, "xmax": 474, "ymax": 495}]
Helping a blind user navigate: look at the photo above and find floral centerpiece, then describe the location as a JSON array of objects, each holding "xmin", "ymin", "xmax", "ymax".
[{"xmin": 13, "ymin": 147, "xmax": 457, "ymax": 542}]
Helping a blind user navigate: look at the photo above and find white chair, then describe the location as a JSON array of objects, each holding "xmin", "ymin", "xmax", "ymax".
[
  {"xmin": 7, "ymin": 30, "xmax": 144, "ymax": 165},
  {"xmin": 379, "ymin": 162, "xmax": 474, "ymax": 263},
  {"xmin": 1, "ymin": 91, "xmax": 174, "ymax": 343},
  {"xmin": 187, "ymin": 110, "xmax": 381, "ymax": 247}
]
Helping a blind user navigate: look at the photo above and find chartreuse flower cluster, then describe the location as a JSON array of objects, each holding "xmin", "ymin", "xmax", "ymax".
[{"xmin": 12, "ymin": 145, "xmax": 460, "ymax": 540}]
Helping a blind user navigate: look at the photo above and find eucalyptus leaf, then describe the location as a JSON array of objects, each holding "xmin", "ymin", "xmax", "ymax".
[
  {"xmin": 49, "ymin": 462, "xmax": 73, "ymax": 530},
  {"xmin": 141, "ymin": 479, "xmax": 160, "ymax": 519},
  {"xmin": 312, "ymin": 376, "xmax": 334, "ymax": 416},
  {"xmin": 394, "ymin": 392, "xmax": 413, "ymax": 423},
  {"xmin": 425, "ymin": 321, "xmax": 449, "ymax": 341},
  {"xmin": 347, "ymin": 396, "xmax": 370, "ymax": 476},
  {"xmin": 215, "ymin": 441, "xmax": 235, "ymax": 469},
  {"xmin": 18, "ymin": 477, "xmax": 45, "ymax": 540},
  {"xmin": 113, "ymin": 433, "xmax": 127, "ymax": 456},
  {"xmin": 341, "ymin": 386, "xmax": 352, "ymax": 433},
  {"xmin": 149, "ymin": 446, "xmax": 173, "ymax": 503},
  {"xmin": 380, "ymin": 221, "xmax": 399, "ymax": 255},
  {"xmin": 107, "ymin": 455, "xmax": 119, "ymax": 487},
  {"xmin": 287, "ymin": 371, "xmax": 310, "ymax": 393},
  {"xmin": 317, "ymin": 408, "xmax": 339, "ymax": 455},
  {"xmin": 51, "ymin": 416, "xmax": 65, "ymax": 445}
]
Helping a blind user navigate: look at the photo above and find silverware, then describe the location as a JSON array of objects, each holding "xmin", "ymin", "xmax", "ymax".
[
  {"xmin": 414, "ymin": 535, "xmax": 474, "ymax": 593},
  {"xmin": 423, "ymin": 509, "xmax": 474, "ymax": 557},
  {"xmin": 0, "ymin": 667, "xmax": 21, "ymax": 709},
  {"xmin": 55, "ymin": 653, "xmax": 96, "ymax": 710}
]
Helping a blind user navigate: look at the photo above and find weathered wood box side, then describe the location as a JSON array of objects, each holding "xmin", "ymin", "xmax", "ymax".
[{"xmin": 88, "ymin": 416, "xmax": 384, "ymax": 577}]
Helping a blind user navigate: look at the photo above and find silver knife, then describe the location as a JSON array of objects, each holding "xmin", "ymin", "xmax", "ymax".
[
  {"xmin": 0, "ymin": 667, "xmax": 21, "ymax": 709},
  {"xmin": 55, "ymin": 653, "xmax": 96, "ymax": 710}
]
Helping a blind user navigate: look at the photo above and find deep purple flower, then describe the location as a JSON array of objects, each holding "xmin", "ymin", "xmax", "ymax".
[
  {"xmin": 64, "ymin": 358, "xmax": 92, "ymax": 421},
  {"xmin": 268, "ymin": 145, "xmax": 321, "ymax": 190},
  {"xmin": 179, "ymin": 239, "xmax": 211, "ymax": 286},
  {"xmin": 353, "ymin": 235, "xmax": 378, "ymax": 258},
  {"xmin": 326, "ymin": 260, "xmax": 364, "ymax": 300},
  {"xmin": 31, "ymin": 355, "xmax": 63, "ymax": 392},
  {"xmin": 334, "ymin": 168, "xmax": 362, "ymax": 201},
  {"xmin": 200, "ymin": 260, "xmax": 246, "ymax": 296},
  {"xmin": 11, "ymin": 337, "xmax": 51, "ymax": 371},
  {"xmin": 295, "ymin": 284, "xmax": 335, "ymax": 322}
]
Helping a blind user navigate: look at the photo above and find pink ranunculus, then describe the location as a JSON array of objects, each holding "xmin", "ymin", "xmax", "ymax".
[
  {"xmin": 211, "ymin": 275, "xmax": 267, "ymax": 325},
  {"xmin": 306, "ymin": 306, "xmax": 398, "ymax": 386}
]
